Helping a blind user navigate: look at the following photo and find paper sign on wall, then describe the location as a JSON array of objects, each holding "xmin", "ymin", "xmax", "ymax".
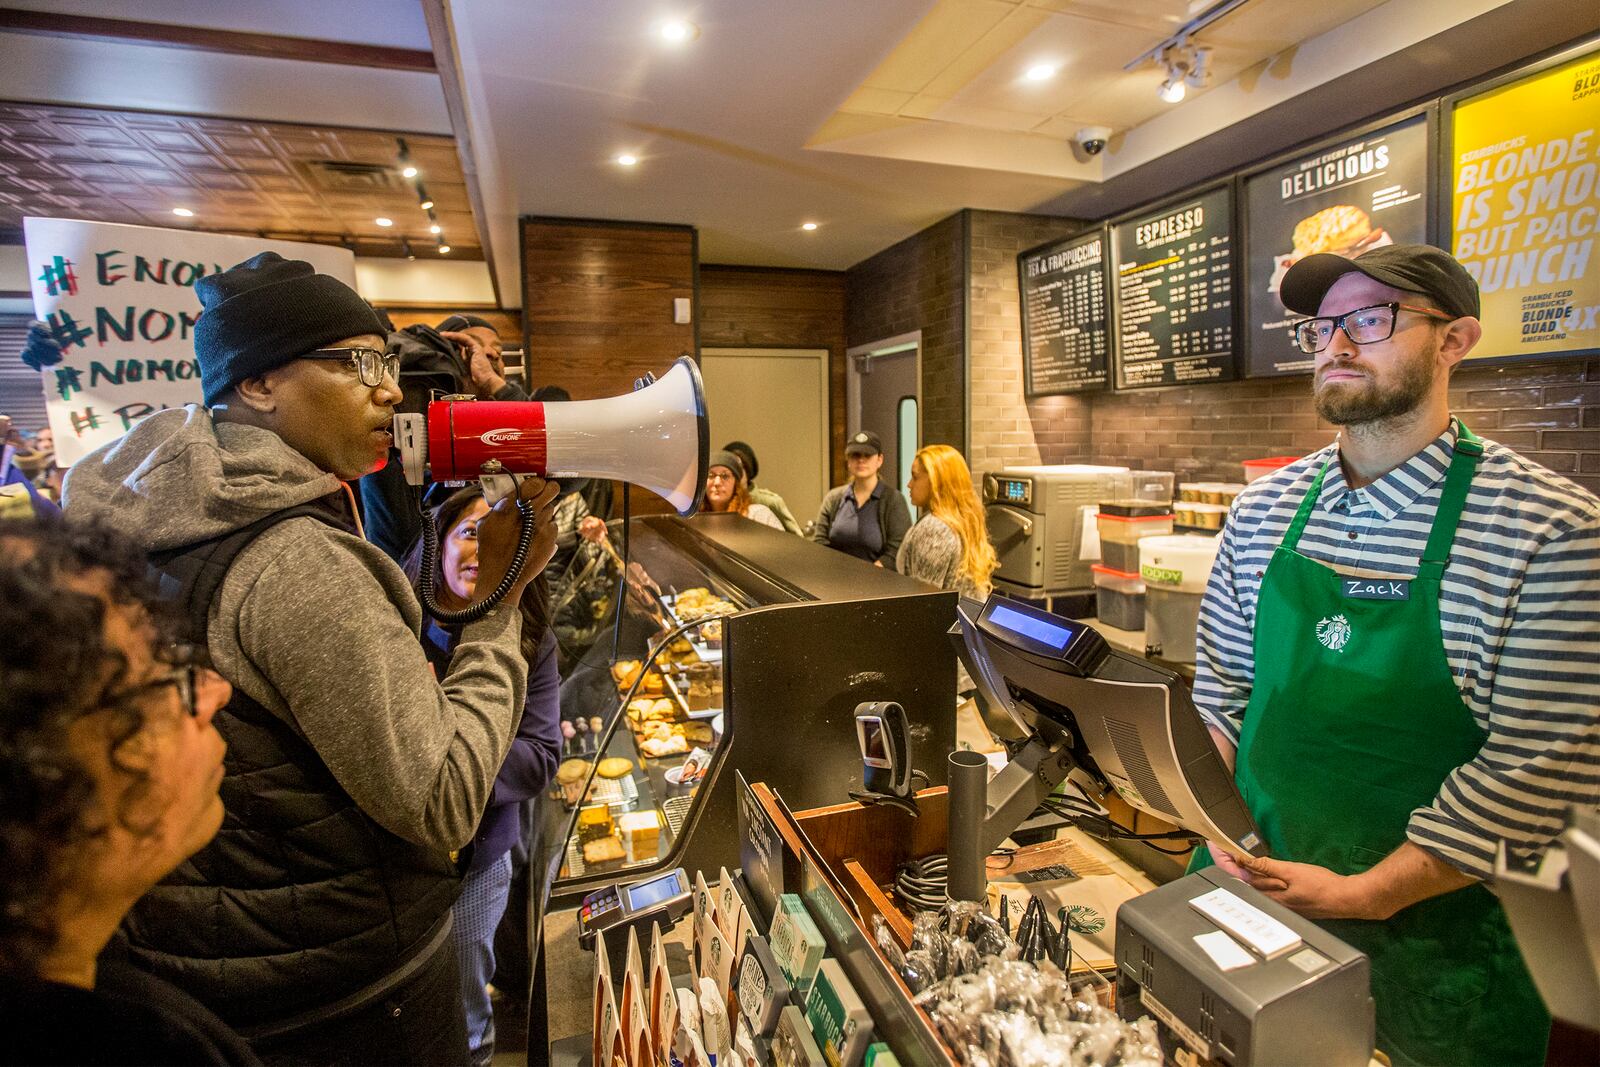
[{"xmin": 21, "ymin": 218, "xmax": 357, "ymax": 466}]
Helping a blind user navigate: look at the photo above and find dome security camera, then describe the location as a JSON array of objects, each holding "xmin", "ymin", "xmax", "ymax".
[{"xmin": 1075, "ymin": 126, "xmax": 1113, "ymax": 156}]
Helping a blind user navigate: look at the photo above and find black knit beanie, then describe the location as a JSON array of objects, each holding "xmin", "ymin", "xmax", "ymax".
[{"xmin": 194, "ymin": 252, "xmax": 388, "ymax": 405}]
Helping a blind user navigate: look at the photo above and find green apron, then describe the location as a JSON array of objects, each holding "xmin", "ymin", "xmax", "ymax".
[{"xmin": 1193, "ymin": 424, "xmax": 1549, "ymax": 1066}]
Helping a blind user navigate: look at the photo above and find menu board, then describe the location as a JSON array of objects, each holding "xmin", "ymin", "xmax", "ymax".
[
  {"xmin": 1111, "ymin": 186, "xmax": 1237, "ymax": 389},
  {"xmin": 1243, "ymin": 113, "xmax": 1432, "ymax": 377},
  {"xmin": 1450, "ymin": 45, "xmax": 1600, "ymax": 363},
  {"xmin": 1019, "ymin": 230, "xmax": 1110, "ymax": 395}
]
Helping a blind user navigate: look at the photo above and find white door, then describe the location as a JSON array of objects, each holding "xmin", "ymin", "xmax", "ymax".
[{"xmin": 700, "ymin": 348, "xmax": 829, "ymax": 523}]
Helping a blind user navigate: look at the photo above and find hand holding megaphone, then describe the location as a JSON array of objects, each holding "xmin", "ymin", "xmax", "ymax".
[{"xmin": 474, "ymin": 475, "xmax": 561, "ymax": 608}]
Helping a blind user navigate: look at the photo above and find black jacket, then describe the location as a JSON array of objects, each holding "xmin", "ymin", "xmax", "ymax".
[{"xmin": 119, "ymin": 505, "xmax": 460, "ymax": 1033}]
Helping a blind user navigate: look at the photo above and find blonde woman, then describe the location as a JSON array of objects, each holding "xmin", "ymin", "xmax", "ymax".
[{"xmin": 899, "ymin": 445, "xmax": 997, "ymax": 600}]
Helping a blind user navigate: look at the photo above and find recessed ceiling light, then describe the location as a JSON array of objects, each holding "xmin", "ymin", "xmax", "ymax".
[
  {"xmin": 419, "ymin": 198, "xmax": 434, "ymax": 210},
  {"xmin": 430, "ymin": 223, "xmax": 442, "ymax": 234},
  {"xmin": 1024, "ymin": 63, "xmax": 1057, "ymax": 82},
  {"xmin": 401, "ymin": 165, "xmax": 418, "ymax": 178},
  {"xmin": 172, "ymin": 207, "xmax": 194, "ymax": 217},
  {"xmin": 658, "ymin": 19, "xmax": 698, "ymax": 44},
  {"xmin": 437, "ymin": 244, "xmax": 451, "ymax": 255},
  {"xmin": 801, "ymin": 222, "xmax": 819, "ymax": 231},
  {"xmin": 375, "ymin": 216, "xmax": 393, "ymax": 227},
  {"xmin": 616, "ymin": 154, "xmax": 639, "ymax": 167}
]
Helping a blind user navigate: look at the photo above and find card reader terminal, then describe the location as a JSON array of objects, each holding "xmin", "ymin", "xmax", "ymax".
[{"xmin": 578, "ymin": 868, "xmax": 693, "ymax": 951}]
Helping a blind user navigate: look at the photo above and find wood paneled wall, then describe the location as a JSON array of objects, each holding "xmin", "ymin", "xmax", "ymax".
[
  {"xmin": 698, "ymin": 265, "xmax": 849, "ymax": 485},
  {"xmin": 521, "ymin": 217, "xmax": 698, "ymax": 515}
]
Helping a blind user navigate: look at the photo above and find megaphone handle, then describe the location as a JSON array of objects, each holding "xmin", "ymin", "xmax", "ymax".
[{"xmin": 418, "ymin": 496, "xmax": 537, "ymax": 625}]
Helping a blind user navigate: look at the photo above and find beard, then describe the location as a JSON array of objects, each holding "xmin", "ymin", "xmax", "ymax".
[{"xmin": 1314, "ymin": 345, "xmax": 1437, "ymax": 426}]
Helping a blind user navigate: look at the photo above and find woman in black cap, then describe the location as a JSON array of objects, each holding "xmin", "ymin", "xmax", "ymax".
[
  {"xmin": 808, "ymin": 430, "xmax": 911, "ymax": 568},
  {"xmin": 702, "ymin": 451, "xmax": 783, "ymax": 528}
]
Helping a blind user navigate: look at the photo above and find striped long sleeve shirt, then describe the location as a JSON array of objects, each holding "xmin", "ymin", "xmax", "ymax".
[{"xmin": 1193, "ymin": 418, "xmax": 1600, "ymax": 880}]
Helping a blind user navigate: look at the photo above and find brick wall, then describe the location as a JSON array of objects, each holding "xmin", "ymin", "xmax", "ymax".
[
  {"xmin": 966, "ymin": 210, "xmax": 1091, "ymax": 478},
  {"xmin": 1087, "ymin": 358, "xmax": 1600, "ymax": 495},
  {"xmin": 846, "ymin": 213, "xmax": 966, "ymax": 449}
]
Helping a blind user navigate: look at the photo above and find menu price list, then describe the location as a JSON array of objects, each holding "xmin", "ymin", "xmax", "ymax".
[
  {"xmin": 1112, "ymin": 187, "xmax": 1238, "ymax": 389},
  {"xmin": 1020, "ymin": 232, "xmax": 1110, "ymax": 394}
]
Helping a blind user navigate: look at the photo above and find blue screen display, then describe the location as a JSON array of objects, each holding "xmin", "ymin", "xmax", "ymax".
[
  {"xmin": 626, "ymin": 873, "xmax": 682, "ymax": 911},
  {"xmin": 988, "ymin": 603, "xmax": 1073, "ymax": 650},
  {"xmin": 1005, "ymin": 480, "xmax": 1026, "ymax": 501}
]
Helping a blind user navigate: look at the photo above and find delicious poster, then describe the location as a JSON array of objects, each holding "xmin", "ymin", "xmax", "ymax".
[
  {"xmin": 1019, "ymin": 229, "xmax": 1109, "ymax": 395},
  {"xmin": 22, "ymin": 218, "xmax": 356, "ymax": 465},
  {"xmin": 1244, "ymin": 114, "xmax": 1431, "ymax": 377},
  {"xmin": 1111, "ymin": 186, "xmax": 1237, "ymax": 389},
  {"xmin": 1451, "ymin": 47, "xmax": 1600, "ymax": 361}
]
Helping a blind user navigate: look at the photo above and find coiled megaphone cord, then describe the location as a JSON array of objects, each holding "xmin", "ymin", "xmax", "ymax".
[{"xmin": 419, "ymin": 495, "xmax": 537, "ymax": 625}]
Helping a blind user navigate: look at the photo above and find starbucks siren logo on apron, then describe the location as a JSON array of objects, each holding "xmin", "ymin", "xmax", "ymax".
[{"xmin": 1316, "ymin": 613, "xmax": 1352, "ymax": 651}]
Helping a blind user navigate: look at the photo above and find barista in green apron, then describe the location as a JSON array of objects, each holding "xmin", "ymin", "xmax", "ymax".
[{"xmin": 1194, "ymin": 422, "xmax": 1547, "ymax": 1065}]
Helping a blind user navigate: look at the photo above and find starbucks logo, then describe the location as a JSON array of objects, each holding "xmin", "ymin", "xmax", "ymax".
[
  {"xmin": 1316, "ymin": 614, "xmax": 1352, "ymax": 652},
  {"xmin": 1065, "ymin": 905, "xmax": 1105, "ymax": 934}
]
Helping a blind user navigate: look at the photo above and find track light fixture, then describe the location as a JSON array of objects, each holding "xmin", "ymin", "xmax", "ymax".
[{"xmin": 1155, "ymin": 41, "xmax": 1212, "ymax": 103}]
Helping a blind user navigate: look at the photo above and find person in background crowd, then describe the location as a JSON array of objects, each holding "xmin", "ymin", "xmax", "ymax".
[
  {"xmin": 0, "ymin": 415, "xmax": 60, "ymax": 520},
  {"xmin": 721, "ymin": 440, "xmax": 802, "ymax": 535},
  {"xmin": 404, "ymin": 490, "xmax": 560, "ymax": 1067},
  {"xmin": 702, "ymin": 450, "xmax": 783, "ymax": 528},
  {"xmin": 64, "ymin": 252, "xmax": 560, "ymax": 1065},
  {"xmin": 1191, "ymin": 245, "xmax": 1600, "ymax": 1065},
  {"xmin": 810, "ymin": 430, "xmax": 911, "ymax": 567},
  {"xmin": 900, "ymin": 444, "xmax": 997, "ymax": 600},
  {"xmin": 0, "ymin": 518, "xmax": 255, "ymax": 1065},
  {"xmin": 437, "ymin": 314, "xmax": 528, "ymax": 402}
]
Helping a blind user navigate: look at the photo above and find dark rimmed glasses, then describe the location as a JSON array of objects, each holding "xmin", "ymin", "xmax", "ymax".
[
  {"xmin": 101, "ymin": 645, "xmax": 211, "ymax": 718},
  {"xmin": 1291, "ymin": 302, "xmax": 1455, "ymax": 354},
  {"xmin": 301, "ymin": 345, "xmax": 402, "ymax": 387}
]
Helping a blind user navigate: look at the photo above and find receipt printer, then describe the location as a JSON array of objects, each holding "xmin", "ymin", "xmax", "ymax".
[{"xmin": 1116, "ymin": 868, "xmax": 1373, "ymax": 1066}]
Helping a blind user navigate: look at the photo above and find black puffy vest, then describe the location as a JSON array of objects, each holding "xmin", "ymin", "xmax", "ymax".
[{"xmin": 119, "ymin": 501, "xmax": 460, "ymax": 1031}]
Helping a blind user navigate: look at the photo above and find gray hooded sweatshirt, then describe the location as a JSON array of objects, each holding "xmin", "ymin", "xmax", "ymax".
[{"xmin": 64, "ymin": 406, "xmax": 525, "ymax": 851}]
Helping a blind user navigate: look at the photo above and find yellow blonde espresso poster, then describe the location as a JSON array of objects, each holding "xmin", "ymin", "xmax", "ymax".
[{"xmin": 1451, "ymin": 48, "xmax": 1600, "ymax": 360}]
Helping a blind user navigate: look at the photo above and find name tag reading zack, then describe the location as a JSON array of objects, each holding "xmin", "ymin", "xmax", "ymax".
[{"xmin": 1343, "ymin": 578, "xmax": 1410, "ymax": 601}]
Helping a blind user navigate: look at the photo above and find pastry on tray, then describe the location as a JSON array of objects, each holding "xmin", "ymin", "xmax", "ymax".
[
  {"xmin": 582, "ymin": 835, "xmax": 625, "ymax": 866},
  {"xmin": 597, "ymin": 757, "xmax": 635, "ymax": 779}
]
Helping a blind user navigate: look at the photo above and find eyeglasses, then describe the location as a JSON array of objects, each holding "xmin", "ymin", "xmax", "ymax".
[
  {"xmin": 101, "ymin": 645, "xmax": 210, "ymax": 718},
  {"xmin": 1291, "ymin": 302, "xmax": 1454, "ymax": 354},
  {"xmin": 706, "ymin": 470, "xmax": 736, "ymax": 483},
  {"xmin": 301, "ymin": 346, "xmax": 402, "ymax": 388}
]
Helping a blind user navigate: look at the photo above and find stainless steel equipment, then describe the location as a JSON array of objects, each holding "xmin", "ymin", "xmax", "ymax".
[{"xmin": 983, "ymin": 465, "xmax": 1131, "ymax": 595}]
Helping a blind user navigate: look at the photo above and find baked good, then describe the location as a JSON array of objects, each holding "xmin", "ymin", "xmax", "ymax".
[
  {"xmin": 597, "ymin": 757, "xmax": 634, "ymax": 779},
  {"xmin": 637, "ymin": 671, "xmax": 665, "ymax": 696},
  {"xmin": 618, "ymin": 810, "xmax": 662, "ymax": 864},
  {"xmin": 556, "ymin": 759, "xmax": 591, "ymax": 785},
  {"xmin": 610, "ymin": 659, "xmax": 642, "ymax": 689},
  {"xmin": 640, "ymin": 734, "xmax": 689, "ymax": 758},
  {"xmin": 680, "ymin": 720, "xmax": 714, "ymax": 745},
  {"xmin": 1292, "ymin": 204, "xmax": 1373, "ymax": 258},
  {"xmin": 583, "ymin": 835, "xmax": 625, "ymax": 866},
  {"xmin": 576, "ymin": 802, "xmax": 613, "ymax": 844}
]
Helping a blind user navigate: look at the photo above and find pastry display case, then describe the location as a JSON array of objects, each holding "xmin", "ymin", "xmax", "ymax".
[{"xmin": 533, "ymin": 511, "xmax": 961, "ymax": 907}]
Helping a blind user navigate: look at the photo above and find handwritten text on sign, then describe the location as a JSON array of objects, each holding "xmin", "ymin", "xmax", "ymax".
[{"xmin": 24, "ymin": 218, "xmax": 356, "ymax": 465}]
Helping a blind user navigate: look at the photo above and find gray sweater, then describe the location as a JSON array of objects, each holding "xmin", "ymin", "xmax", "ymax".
[{"xmin": 64, "ymin": 406, "xmax": 525, "ymax": 851}]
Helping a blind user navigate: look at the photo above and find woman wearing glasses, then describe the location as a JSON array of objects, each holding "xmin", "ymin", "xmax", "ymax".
[
  {"xmin": 0, "ymin": 519, "xmax": 251, "ymax": 1064},
  {"xmin": 404, "ymin": 489, "xmax": 562, "ymax": 1067},
  {"xmin": 701, "ymin": 451, "xmax": 784, "ymax": 529}
]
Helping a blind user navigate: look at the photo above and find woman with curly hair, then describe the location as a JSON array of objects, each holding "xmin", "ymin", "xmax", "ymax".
[
  {"xmin": 0, "ymin": 518, "xmax": 249, "ymax": 1064},
  {"xmin": 900, "ymin": 444, "xmax": 997, "ymax": 600}
]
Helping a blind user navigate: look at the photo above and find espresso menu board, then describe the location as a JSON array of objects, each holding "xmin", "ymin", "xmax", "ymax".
[
  {"xmin": 1019, "ymin": 230, "xmax": 1110, "ymax": 395},
  {"xmin": 1112, "ymin": 186, "xmax": 1237, "ymax": 389},
  {"xmin": 1244, "ymin": 113, "xmax": 1431, "ymax": 377}
]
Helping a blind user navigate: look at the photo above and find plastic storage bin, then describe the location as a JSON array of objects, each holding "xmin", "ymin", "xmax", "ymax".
[
  {"xmin": 1092, "ymin": 564, "xmax": 1146, "ymax": 631},
  {"xmin": 1139, "ymin": 534, "xmax": 1221, "ymax": 663},
  {"xmin": 1096, "ymin": 501, "xmax": 1174, "ymax": 573},
  {"xmin": 1130, "ymin": 470, "xmax": 1175, "ymax": 503}
]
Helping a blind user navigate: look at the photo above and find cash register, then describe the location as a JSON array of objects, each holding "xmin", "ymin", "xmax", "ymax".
[{"xmin": 952, "ymin": 593, "xmax": 1376, "ymax": 1066}]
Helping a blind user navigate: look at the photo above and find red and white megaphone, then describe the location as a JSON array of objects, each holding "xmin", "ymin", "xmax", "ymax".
[{"xmin": 391, "ymin": 354, "xmax": 709, "ymax": 516}]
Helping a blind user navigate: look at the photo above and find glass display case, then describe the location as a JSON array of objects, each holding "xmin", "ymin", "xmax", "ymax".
[{"xmin": 532, "ymin": 511, "xmax": 961, "ymax": 907}]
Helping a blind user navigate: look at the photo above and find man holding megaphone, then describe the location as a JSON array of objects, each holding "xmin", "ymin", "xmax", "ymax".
[{"xmin": 64, "ymin": 252, "xmax": 561, "ymax": 1064}]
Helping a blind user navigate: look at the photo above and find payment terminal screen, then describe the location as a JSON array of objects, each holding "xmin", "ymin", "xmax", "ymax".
[{"xmin": 626, "ymin": 873, "xmax": 681, "ymax": 910}]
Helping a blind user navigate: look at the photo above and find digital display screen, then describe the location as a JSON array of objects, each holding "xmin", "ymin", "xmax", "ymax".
[
  {"xmin": 1003, "ymin": 480, "xmax": 1027, "ymax": 502},
  {"xmin": 860, "ymin": 718, "xmax": 888, "ymax": 760},
  {"xmin": 625, "ymin": 872, "xmax": 683, "ymax": 911},
  {"xmin": 988, "ymin": 603, "xmax": 1074, "ymax": 651}
]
